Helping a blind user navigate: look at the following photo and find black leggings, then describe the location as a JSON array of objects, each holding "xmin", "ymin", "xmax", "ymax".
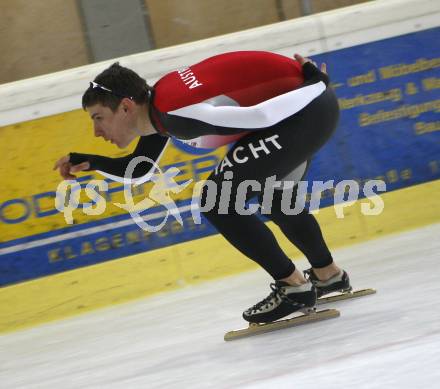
[{"xmin": 200, "ymin": 88, "xmax": 340, "ymax": 280}]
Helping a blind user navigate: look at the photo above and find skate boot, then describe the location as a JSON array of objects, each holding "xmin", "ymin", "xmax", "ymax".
[
  {"xmin": 304, "ymin": 268, "xmax": 351, "ymax": 298},
  {"xmin": 242, "ymin": 281, "xmax": 317, "ymax": 323}
]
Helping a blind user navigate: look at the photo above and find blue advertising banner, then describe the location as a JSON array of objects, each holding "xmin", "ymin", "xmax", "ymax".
[{"xmin": 310, "ymin": 27, "xmax": 440, "ymax": 204}]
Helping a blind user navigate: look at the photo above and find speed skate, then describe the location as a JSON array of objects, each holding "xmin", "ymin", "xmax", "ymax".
[
  {"xmin": 224, "ymin": 288, "xmax": 376, "ymax": 341},
  {"xmin": 224, "ymin": 308, "xmax": 340, "ymax": 341},
  {"xmin": 317, "ymin": 288, "xmax": 376, "ymax": 305}
]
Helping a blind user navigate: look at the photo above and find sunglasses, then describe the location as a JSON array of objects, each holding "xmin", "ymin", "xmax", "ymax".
[{"xmin": 89, "ymin": 81, "xmax": 133, "ymax": 100}]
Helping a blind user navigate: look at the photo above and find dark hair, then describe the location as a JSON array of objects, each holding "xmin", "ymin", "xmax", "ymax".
[{"xmin": 82, "ymin": 62, "xmax": 152, "ymax": 111}]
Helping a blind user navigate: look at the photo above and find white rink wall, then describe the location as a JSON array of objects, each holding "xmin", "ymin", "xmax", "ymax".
[{"xmin": 0, "ymin": 0, "xmax": 439, "ymax": 126}]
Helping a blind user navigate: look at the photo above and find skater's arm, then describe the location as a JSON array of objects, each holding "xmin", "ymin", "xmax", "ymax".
[{"xmin": 55, "ymin": 134, "xmax": 169, "ymax": 183}]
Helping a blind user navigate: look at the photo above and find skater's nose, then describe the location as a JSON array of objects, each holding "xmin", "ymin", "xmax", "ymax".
[{"xmin": 94, "ymin": 123, "xmax": 104, "ymax": 138}]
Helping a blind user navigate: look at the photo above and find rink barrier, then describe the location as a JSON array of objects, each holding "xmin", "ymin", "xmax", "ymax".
[
  {"xmin": 1, "ymin": 0, "xmax": 439, "ymax": 127},
  {"xmin": 1, "ymin": 0, "xmax": 440, "ymax": 332}
]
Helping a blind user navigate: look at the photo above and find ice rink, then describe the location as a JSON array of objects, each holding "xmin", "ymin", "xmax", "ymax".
[{"xmin": 1, "ymin": 223, "xmax": 440, "ymax": 388}]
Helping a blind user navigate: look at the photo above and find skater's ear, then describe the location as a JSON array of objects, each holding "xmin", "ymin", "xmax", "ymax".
[{"xmin": 119, "ymin": 97, "xmax": 137, "ymax": 114}]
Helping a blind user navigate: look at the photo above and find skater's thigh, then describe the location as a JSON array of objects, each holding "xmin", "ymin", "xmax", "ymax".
[
  {"xmin": 209, "ymin": 87, "xmax": 339, "ymax": 186},
  {"xmin": 201, "ymin": 127, "xmax": 305, "ymax": 212}
]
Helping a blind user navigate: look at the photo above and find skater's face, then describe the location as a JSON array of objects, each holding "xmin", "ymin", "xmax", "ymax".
[{"xmin": 86, "ymin": 99, "xmax": 138, "ymax": 149}]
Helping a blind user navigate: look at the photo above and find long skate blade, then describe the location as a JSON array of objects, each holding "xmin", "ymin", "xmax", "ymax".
[
  {"xmin": 317, "ymin": 288, "xmax": 376, "ymax": 305},
  {"xmin": 224, "ymin": 309, "xmax": 340, "ymax": 341}
]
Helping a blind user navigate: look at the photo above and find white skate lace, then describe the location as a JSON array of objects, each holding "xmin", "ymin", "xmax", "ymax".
[
  {"xmin": 250, "ymin": 283, "xmax": 304, "ymax": 312},
  {"xmin": 303, "ymin": 269, "xmax": 314, "ymax": 281}
]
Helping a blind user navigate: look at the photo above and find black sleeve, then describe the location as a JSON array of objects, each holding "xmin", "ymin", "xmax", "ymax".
[
  {"xmin": 69, "ymin": 133, "xmax": 169, "ymax": 178},
  {"xmin": 301, "ymin": 61, "xmax": 330, "ymax": 87}
]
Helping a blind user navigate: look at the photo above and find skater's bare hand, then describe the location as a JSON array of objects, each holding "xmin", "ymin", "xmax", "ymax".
[
  {"xmin": 53, "ymin": 155, "xmax": 90, "ymax": 180},
  {"xmin": 294, "ymin": 53, "xmax": 327, "ymax": 74}
]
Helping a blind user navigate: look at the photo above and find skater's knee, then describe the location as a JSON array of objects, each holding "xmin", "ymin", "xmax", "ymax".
[
  {"xmin": 266, "ymin": 206, "xmax": 309, "ymax": 228},
  {"xmin": 198, "ymin": 181, "xmax": 221, "ymax": 221},
  {"xmin": 199, "ymin": 174, "xmax": 244, "ymax": 220}
]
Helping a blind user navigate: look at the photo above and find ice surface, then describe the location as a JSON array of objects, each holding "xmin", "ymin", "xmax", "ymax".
[{"xmin": 1, "ymin": 224, "xmax": 440, "ymax": 388}]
